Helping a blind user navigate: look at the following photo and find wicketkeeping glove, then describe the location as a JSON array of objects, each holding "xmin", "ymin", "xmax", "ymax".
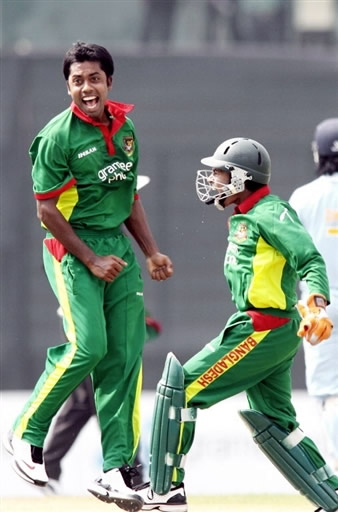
[{"xmin": 297, "ymin": 293, "xmax": 333, "ymax": 345}]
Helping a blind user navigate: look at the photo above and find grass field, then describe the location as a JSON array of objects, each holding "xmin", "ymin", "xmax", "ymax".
[{"xmin": 1, "ymin": 494, "xmax": 314, "ymax": 512}]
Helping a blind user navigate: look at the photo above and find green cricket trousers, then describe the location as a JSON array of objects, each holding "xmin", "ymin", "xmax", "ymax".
[
  {"xmin": 13, "ymin": 228, "xmax": 145, "ymax": 471},
  {"xmin": 175, "ymin": 309, "xmax": 338, "ymax": 490}
]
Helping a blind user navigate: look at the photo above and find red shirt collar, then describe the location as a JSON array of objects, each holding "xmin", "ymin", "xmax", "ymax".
[
  {"xmin": 71, "ymin": 100, "xmax": 135, "ymax": 156},
  {"xmin": 71, "ymin": 99, "xmax": 134, "ymax": 126},
  {"xmin": 234, "ymin": 185, "xmax": 271, "ymax": 214}
]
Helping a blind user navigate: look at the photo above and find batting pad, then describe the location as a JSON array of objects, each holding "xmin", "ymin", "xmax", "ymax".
[
  {"xmin": 149, "ymin": 352, "xmax": 196, "ymax": 495},
  {"xmin": 240, "ymin": 409, "xmax": 338, "ymax": 512}
]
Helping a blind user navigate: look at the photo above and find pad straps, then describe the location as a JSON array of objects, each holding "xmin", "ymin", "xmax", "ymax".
[{"xmin": 169, "ymin": 406, "xmax": 197, "ymax": 422}]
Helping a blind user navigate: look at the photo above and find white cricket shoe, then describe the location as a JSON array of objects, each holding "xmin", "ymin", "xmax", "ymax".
[
  {"xmin": 138, "ymin": 483, "xmax": 187, "ymax": 512},
  {"xmin": 88, "ymin": 466, "xmax": 144, "ymax": 512},
  {"xmin": 3, "ymin": 430, "xmax": 48, "ymax": 486}
]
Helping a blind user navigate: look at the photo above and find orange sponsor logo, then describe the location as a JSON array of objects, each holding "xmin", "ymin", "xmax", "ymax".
[{"xmin": 325, "ymin": 209, "xmax": 338, "ymax": 222}]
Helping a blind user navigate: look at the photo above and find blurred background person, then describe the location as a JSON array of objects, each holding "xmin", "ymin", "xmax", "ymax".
[
  {"xmin": 141, "ymin": 0, "xmax": 178, "ymax": 51},
  {"xmin": 236, "ymin": 0, "xmax": 289, "ymax": 43},
  {"xmin": 289, "ymin": 118, "xmax": 338, "ymax": 472},
  {"xmin": 205, "ymin": 0, "xmax": 242, "ymax": 45}
]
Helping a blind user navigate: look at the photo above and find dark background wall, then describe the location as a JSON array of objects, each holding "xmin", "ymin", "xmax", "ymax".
[{"xmin": 1, "ymin": 50, "xmax": 338, "ymax": 390}]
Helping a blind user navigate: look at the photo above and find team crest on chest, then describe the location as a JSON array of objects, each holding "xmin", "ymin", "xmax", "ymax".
[
  {"xmin": 234, "ymin": 222, "xmax": 248, "ymax": 242},
  {"xmin": 123, "ymin": 136, "xmax": 135, "ymax": 156}
]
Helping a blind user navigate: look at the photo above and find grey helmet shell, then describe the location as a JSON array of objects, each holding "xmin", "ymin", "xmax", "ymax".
[
  {"xmin": 313, "ymin": 118, "xmax": 338, "ymax": 158},
  {"xmin": 201, "ymin": 137, "xmax": 271, "ymax": 185}
]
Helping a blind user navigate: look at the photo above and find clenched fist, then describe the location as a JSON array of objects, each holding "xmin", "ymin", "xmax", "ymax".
[{"xmin": 146, "ymin": 252, "xmax": 174, "ymax": 281}]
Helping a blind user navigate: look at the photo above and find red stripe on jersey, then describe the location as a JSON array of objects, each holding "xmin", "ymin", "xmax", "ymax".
[
  {"xmin": 34, "ymin": 178, "xmax": 77, "ymax": 200},
  {"xmin": 44, "ymin": 238, "xmax": 68, "ymax": 262},
  {"xmin": 247, "ymin": 310, "xmax": 290, "ymax": 331}
]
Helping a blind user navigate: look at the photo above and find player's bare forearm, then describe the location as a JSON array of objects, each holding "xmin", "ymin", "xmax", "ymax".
[
  {"xmin": 125, "ymin": 198, "xmax": 159, "ymax": 256},
  {"xmin": 125, "ymin": 198, "xmax": 174, "ymax": 280}
]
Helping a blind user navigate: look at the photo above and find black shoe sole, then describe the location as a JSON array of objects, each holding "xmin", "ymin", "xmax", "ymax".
[{"xmin": 88, "ymin": 489, "xmax": 144, "ymax": 512}]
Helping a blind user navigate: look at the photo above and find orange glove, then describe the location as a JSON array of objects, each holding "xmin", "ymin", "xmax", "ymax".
[{"xmin": 297, "ymin": 293, "xmax": 333, "ymax": 345}]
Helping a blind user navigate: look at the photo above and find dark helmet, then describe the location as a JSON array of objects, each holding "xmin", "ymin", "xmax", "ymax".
[
  {"xmin": 312, "ymin": 118, "xmax": 338, "ymax": 175},
  {"xmin": 201, "ymin": 137, "xmax": 271, "ymax": 184},
  {"xmin": 196, "ymin": 137, "xmax": 271, "ymax": 209},
  {"xmin": 313, "ymin": 118, "xmax": 338, "ymax": 158}
]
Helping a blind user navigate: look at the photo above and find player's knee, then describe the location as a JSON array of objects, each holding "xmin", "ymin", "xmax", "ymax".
[
  {"xmin": 90, "ymin": 345, "xmax": 107, "ymax": 364},
  {"xmin": 79, "ymin": 337, "xmax": 107, "ymax": 365}
]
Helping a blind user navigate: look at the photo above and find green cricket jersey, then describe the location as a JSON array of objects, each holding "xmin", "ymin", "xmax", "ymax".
[
  {"xmin": 30, "ymin": 100, "xmax": 138, "ymax": 230},
  {"xmin": 225, "ymin": 186, "xmax": 330, "ymax": 312}
]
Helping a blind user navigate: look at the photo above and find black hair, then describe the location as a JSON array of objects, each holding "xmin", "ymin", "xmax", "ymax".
[
  {"xmin": 63, "ymin": 41, "xmax": 114, "ymax": 81},
  {"xmin": 317, "ymin": 156, "xmax": 338, "ymax": 176},
  {"xmin": 245, "ymin": 180, "xmax": 265, "ymax": 192}
]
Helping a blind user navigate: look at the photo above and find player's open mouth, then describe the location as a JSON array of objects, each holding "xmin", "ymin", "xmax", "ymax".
[{"xmin": 82, "ymin": 96, "xmax": 99, "ymax": 109}]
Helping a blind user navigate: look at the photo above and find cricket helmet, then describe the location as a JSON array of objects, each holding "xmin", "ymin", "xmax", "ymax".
[
  {"xmin": 312, "ymin": 118, "xmax": 338, "ymax": 159},
  {"xmin": 196, "ymin": 137, "xmax": 271, "ymax": 209}
]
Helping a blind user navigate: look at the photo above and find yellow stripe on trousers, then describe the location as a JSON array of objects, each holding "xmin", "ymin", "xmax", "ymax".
[
  {"xmin": 185, "ymin": 329, "xmax": 270, "ymax": 403},
  {"xmin": 132, "ymin": 366, "xmax": 143, "ymax": 458},
  {"xmin": 15, "ymin": 257, "xmax": 77, "ymax": 438}
]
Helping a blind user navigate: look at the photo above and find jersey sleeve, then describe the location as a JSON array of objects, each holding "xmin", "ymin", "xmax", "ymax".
[
  {"xmin": 257, "ymin": 201, "xmax": 330, "ymax": 300},
  {"xmin": 30, "ymin": 135, "xmax": 76, "ymax": 199}
]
